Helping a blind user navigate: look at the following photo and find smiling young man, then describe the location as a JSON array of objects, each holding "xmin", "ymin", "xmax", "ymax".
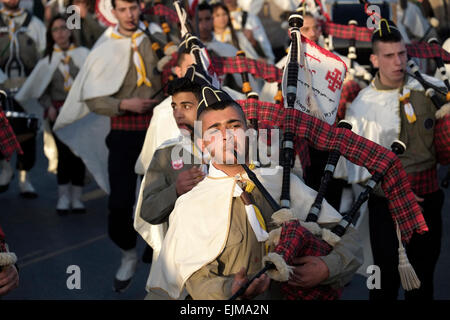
[
  {"xmin": 147, "ymin": 87, "xmax": 362, "ymax": 300},
  {"xmin": 339, "ymin": 20, "xmax": 446, "ymax": 300}
]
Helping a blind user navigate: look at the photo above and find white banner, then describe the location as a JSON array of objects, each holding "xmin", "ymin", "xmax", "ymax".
[{"xmin": 282, "ymin": 33, "xmax": 347, "ymax": 125}]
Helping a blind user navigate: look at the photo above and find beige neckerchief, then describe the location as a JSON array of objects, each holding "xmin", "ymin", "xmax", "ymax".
[
  {"xmin": 373, "ymin": 73, "xmax": 417, "ymax": 123},
  {"xmin": 208, "ymin": 162, "xmax": 269, "ymax": 242},
  {"xmin": 0, "ymin": 7, "xmax": 25, "ymax": 38},
  {"xmin": 215, "ymin": 27, "xmax": 232, "ymax": 43}
]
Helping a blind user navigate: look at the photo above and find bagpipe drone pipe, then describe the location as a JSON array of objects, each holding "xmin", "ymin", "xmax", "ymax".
[
  {"xmin": 169, "ymin": 1, "xmax": 427, "ymax": 300},
  {"xmin": 229, "ymin": 10, "xmax": 427, "ymax": 300}
]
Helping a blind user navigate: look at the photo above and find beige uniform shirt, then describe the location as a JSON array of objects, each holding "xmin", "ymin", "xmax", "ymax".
[
  {"xmin": 141, "ymin": 141, "xmax": 202, "ymax": 225},
  {"xmin": 38, "ymin": 57, "xmax": 79, "ymax": 108}
]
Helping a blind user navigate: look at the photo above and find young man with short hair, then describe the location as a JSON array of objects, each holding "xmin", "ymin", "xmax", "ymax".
[
  {"xmin": 339, "ymin": 20, "xmax": 446, "ymax": 300},
  {"xmin": 147, "ymin": 87, "xmax": 363, "ymax": 300},
  {"xmin": 140, "ymin": 76, "xmax": 205, "ymax": 225}
]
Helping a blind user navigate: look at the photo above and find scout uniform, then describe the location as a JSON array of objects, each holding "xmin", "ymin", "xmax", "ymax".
[{"xmin": 342, "ymin": 71, "xmax": 445, "ymax": 300}]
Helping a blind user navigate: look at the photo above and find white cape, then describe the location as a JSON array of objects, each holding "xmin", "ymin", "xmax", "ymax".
[
  {"xmin": 15, "ymin": 46, "xmax": 90, "ymax": 172},
  {"xmin": 148, "ymin": 164, "xmax": 342, "ymax": 299}
]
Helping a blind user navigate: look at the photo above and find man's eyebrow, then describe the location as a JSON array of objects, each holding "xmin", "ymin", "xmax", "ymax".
[
  {"xmin": 206, "ymin": 118, "xmax": 243, "ymax": 130},
  {"xmin": 226, "ymin": 119, "xmax": 242, "ymax": 125}
]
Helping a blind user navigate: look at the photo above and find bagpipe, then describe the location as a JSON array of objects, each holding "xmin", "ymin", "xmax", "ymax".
[
  {"xmin": 170, "ymin": 1, "xmax": 427, "ymax": 300},
  {"xmin": 407, "ymin": 59, "xmax": 450, "ymax": 186},
  {"xmin": 229, "ymin": 10, "xmax": 427, "ymax": 300},
  {"xmin": 0, "ymin": 89, "xmax": 39, "ymax": 144}
]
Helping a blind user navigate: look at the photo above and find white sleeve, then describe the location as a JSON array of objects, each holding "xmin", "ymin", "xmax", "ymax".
[
  {"xmin": 247, "ymin": 13, "xmax": 275, "ymax": 63},
  {"xmin": 28, "ymin": 17, "xmax": 47, "ymax": 55}
]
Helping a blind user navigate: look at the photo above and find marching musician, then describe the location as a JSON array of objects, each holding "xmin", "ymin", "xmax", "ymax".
[
  {"xmin": 0, "ymin": 0, "xmax": 46, "ymax": 198},
  {"xmin": 54, "ymin": 0, "xmax": 164, "ymax": 293},
  {"xmin": 15, "ymin": 14, "xmax": 89, "ymax": 215},
  {"xmin": 338, "ymin": 20, "xmax": 446, "ymax": 300},
  {"xmin": 147, "ymin": 86, "xmax": 363, "ymax": 300},
  {"xmin": 194, "ymin": 1, "xmax": 257, "ymax": 92},
  {"xmin": 223, "ymin": 0, "xmax": 275, "ymax": 63}
]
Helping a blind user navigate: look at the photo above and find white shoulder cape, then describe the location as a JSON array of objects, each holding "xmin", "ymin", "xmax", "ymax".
[
  {"xmin": 15, "ymin": 47, "xmax": 90, "ymax": 105},
  {"xmin": 148, "ymin": 165, "xmax": 342, "ymax": 299},
  {"xmin": 52, "ymin": 35, "xmax": 133, "ymax": 193}
]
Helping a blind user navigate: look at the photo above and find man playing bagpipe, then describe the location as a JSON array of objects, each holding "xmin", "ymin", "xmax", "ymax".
[
  {"xmin": 146, "ymin": 84, "xmax": 363, "ymax": 300},
  {"xmin": 335, "ymin": 19, "xmax": 449, "ymax": 300}
]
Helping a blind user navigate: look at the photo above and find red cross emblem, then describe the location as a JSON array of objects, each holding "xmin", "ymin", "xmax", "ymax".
[
  {"xmin": 171, "ymin": 159, "xmax": 184, "ymax": 170},
  {"xmin": 325, "ymin": 68, "xmax": 343, "ymax": 92}
]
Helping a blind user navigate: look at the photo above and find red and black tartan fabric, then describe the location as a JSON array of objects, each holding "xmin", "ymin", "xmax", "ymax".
[
  {"xmin": 0, "ymin": 225, "xmax": 6, "ymax": 252},
  {"xmin": 408, "ymin": 167, "xmax": 439, "ymax": 196},
  {"xmin": 0, "ymin": 108, "xmax": 22, "ymax": 160},
  {"xmin": 321, "ymin": 21, "xmax": 450, "ymax": 63},
  {"xmin": 110, "ymin": 112, "xmax": 153, "ymax": 131},
  {"xmin": 274, "ymin": 220, "xmax": 342, "ymax": 300},
  {"xmin": 162, "ymin": 52, "xmax": 178, "ymax": 91},
  {"xmin": 406, "ymin": 42, "xmax": 450, "ymax": 63},
  {"xmin": 236, "ymin": 99, "xmax": 426, "ymax": 242},
  {"xmin": 337, "ymin": 80, "xmax": 362, "ymax": 121},
  {"xmin": 161, "ymin": 52, "xmax": 283, "ymax": 88},
  {"xmin": 321, "ymin": 21, "xmax": 373, "ymax": 42},
  {"xmin": 144, "ymin": 3, "xmax": 180, "ymax": 24},
  {"xmin": 236, "ymin": 99, "xmax": 311, "ymax": 170},
  {"xmin": 212, "ymin": 55, "xmax": 283, "ymax": 84},
  {"xmin": 239, "ymin": 100, "xmax": 426, "ymax": 241},
  {"xmin": 434, "ymin": 115, "xmax": 450, "ymax": 165},
  {"xmin": 287, "ymin": 110, "xmax": 427, "ymax": 242}
]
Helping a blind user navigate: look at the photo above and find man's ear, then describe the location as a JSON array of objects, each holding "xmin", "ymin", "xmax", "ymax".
[
  {"xmin": 174, "ymin": 66, "xmax": 182, "ymax": 78},
  {"xmin": 370, "ymin": 53, "xmax": 379, "ymax": 69}
]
